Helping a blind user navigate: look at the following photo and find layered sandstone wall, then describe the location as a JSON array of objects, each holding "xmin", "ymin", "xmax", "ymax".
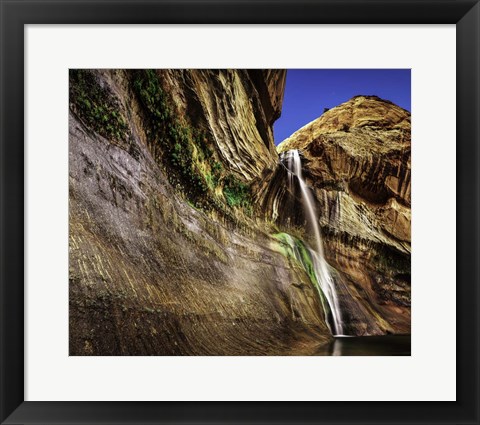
[
  {"xmin": 276, "ymin": 96, "xmax": 411, "ymax": 335},
  {"xmin": 69, "ymin": 69, "xmax": 333, "ymax": 355}
]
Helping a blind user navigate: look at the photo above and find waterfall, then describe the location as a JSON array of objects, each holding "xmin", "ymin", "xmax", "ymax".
[{"xmin": 280, "ymin": 149, "xmax": 344, "ymax": 336}]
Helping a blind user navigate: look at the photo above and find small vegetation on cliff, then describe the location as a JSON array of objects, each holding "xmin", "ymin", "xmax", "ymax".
[
  {"xmin": 69, "ymin": 70, "xmax": 129, "ymax": 144},
  {"xmin": 223, "ymin": 175, "xmax": 251, "ymax": 208},
  {"xmin": 132, "ymin": 69, "xmax": 252, "ymax": 217}
]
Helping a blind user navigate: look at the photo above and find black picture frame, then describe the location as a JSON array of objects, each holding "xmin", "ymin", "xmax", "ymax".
[{"xmin": 1, "ymin": 1, "xmax": 478, "ymax": 424}]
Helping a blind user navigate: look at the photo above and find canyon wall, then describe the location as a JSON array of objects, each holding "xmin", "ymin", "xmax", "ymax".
[
  {"xmin": 69, "ymin": 69, "xmax": 332, "ymax": 355},
  {"xmin": 69, "ymin": 71, "xmax": 411, "ymax": 356},
  {"xmin": 277, "ymin": 96, "xmax": 411, "ymax": 335}
]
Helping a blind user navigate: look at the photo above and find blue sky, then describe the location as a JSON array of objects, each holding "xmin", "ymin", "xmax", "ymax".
[{"xmin": 273, "ymin": 69, "xmax": 411, "ymax": 144}]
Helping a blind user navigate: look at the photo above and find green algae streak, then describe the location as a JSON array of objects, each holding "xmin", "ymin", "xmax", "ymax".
[{"xmin": 273, "ymin": 232, "xmax": 331, "ymax": 323}]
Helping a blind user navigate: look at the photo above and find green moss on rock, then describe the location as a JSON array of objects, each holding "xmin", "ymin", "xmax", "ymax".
[
  {"xmin": 69, "ymin": 70, "xmax": 129, "ymax": 144},
  {"xmin": 273, "ymin": 233, "xmax": 331, "ymax": 320},
  {"xmin": 132, "ymin": 69, "xmax": 252, "ymax": 217}
]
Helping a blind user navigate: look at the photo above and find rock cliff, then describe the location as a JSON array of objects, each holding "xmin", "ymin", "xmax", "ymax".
[
  {"xmin": 277, "ymin": 96, "xmax": 411, "ymax": 335},
  {"xmin": 69, "ymin": 71, "xmax": 411, "ymax": 356},
  {"xmin": 69, "ymin": 69, "xmax": 334, "ymax": 355}
]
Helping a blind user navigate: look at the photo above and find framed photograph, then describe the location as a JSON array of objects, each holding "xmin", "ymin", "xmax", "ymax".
[{"xmin": 1, "ymin": 0, "xmax": 478, "ymax": 424}]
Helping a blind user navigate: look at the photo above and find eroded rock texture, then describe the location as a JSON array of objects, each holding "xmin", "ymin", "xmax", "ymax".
[
  {"xmin": 69, "ymin": 70, "xmax": 411, "ymax": 356},
  {"xmin": 155, "ymin": 69, "xmax": 281, "ymax": 180},
  {"xmin": 277, "ymin": 96, "xmax": 411, "ymax": 335},
  {"xmin": 69, "ymin": 69, "xmax": 334, "ymax": 355}
]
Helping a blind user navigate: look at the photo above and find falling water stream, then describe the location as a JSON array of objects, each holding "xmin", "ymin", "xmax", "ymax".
[{"xmin": 280, "ymin": 149, "xmax": 345, "ymax": 336}]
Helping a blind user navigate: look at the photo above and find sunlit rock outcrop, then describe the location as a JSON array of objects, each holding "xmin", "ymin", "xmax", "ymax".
[{"xmin": 276, "ymin": 96, "xmax": 411, "ymax": 335}]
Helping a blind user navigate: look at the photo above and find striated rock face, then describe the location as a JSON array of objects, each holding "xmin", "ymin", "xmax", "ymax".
[
  {"xmin": 156, "ymin": 69, "xmax": 283, "ymax": 181},
  {"xmin": 69, "ymin": 69, "xmax": 334, "ymax": 355},
  {"xmin": 276, "ymin": 96, "xmax": 411, "ymax": 335},
  {"xmin": 70, "ymin": 69, "xmax": 411, "ymax": 355}
]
